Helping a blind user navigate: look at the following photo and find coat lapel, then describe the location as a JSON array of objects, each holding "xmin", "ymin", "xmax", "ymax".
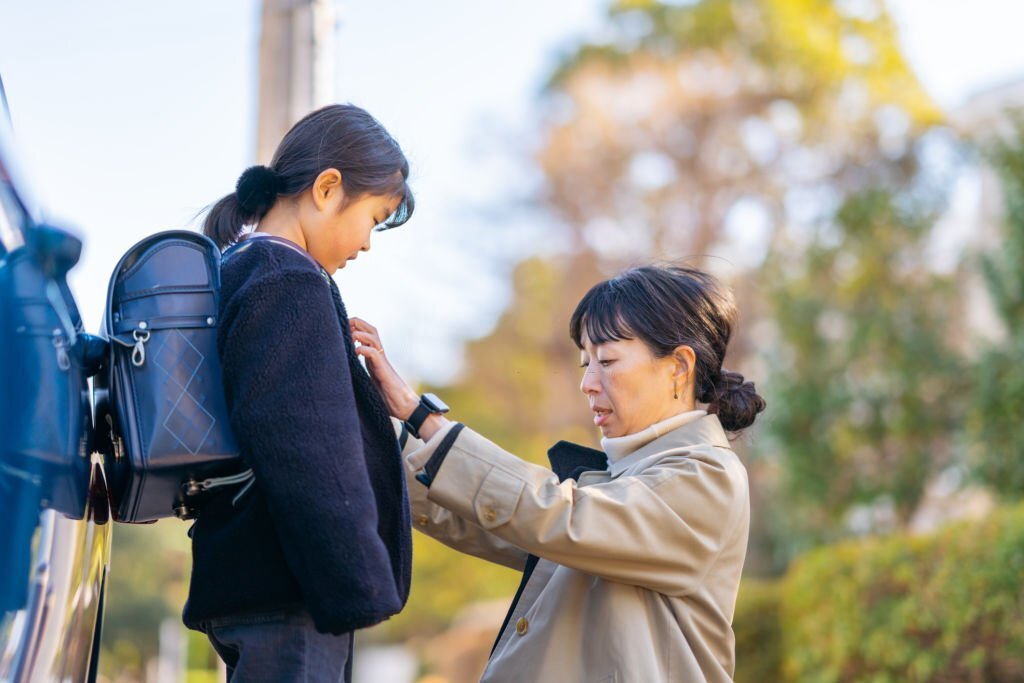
[{"xmin": 546, "ymin": 440, "xmax": 608, "ymax": 481}]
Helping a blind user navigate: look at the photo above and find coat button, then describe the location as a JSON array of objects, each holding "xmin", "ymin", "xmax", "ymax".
[
  {"xmin": 515, "ymin": 617, "xmax": 529, "ymax": 635},
  {"xmin": 485, "ymin": 509, "xmax": 497, "ymax": 522},
  {"xmin": 416, "ymin": 514, "xmax": 429, "ymax": 526}
]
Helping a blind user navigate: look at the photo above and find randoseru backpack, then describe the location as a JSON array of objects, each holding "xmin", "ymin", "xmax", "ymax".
[{"xmin": 95, "ymin": 230, "xmax": 249, "ymax": 523}]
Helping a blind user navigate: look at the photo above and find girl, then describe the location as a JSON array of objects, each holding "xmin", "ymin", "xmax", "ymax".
[{"xmin": 183, "ymin": 104, "xmax": 414, "ymax": 682}]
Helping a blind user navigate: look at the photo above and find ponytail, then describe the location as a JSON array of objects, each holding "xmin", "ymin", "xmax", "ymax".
[{"xmin": 203, "ymin": 165, "xmax": 285, "ymax": 249}]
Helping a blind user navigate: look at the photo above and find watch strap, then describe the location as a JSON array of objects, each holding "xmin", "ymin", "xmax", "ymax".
[{"xmin": 404, "ymin": 401, "xmax": 432, "ymax": 439}]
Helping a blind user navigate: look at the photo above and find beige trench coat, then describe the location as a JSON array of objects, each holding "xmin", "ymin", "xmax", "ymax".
[{"xmin": 401, "ymin": 414, "xmax": 749, "ymax": 683}]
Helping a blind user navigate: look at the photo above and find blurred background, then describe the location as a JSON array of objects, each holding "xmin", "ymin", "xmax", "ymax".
[{"xmin": 3, "ymin": 0, "xmax": 1024, "ymax": 680}]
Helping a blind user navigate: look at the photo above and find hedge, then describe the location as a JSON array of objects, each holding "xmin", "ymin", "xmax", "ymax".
[
  {"xmin": 779, "ymin": 503, "xmax": 1024, "ymax": 682},
  {"xmin": 735, "ymin": 578, "xmax": 784, "ymax": 683}
]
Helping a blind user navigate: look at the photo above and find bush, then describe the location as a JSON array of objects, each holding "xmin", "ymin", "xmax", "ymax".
[
  {"xmin": 735, "ymin": 579, "xmax": 783, "ymax": 683},
  {"xmin": 780, "ymin": 504, "xmax": 1024, "ymax": 682}
]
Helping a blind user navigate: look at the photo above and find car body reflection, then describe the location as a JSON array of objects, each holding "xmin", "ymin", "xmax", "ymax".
[{"xmin": 0, "ymin": 75, "xmax": 112, "ymax": 683}]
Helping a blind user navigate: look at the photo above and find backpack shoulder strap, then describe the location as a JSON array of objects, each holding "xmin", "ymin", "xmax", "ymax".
[{"xmin": 224, "ymin": 233, "xmax": 327, "ymax": 279}]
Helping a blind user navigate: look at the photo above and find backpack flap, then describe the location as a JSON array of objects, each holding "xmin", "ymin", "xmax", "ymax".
[{"xmin": 100, "ymin": 231, "xmax": 240, "ymax": 523}]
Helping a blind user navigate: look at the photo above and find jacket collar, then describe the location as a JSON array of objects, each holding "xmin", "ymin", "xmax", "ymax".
[
  {"xmin": 601, "ymin": 410, "xmax": 706, "ymax": 462},
  {"xmin": 547, "ymin": 414, "xmax": 731, "ymax": 480},
  {"xmin": 608, "ymin": 413, "xmax": 731, "ymax": 477}
]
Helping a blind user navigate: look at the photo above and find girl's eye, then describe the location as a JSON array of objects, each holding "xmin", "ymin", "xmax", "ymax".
[{"xmin": 599, "ymin": 360, "xmax": 614, "ymax": 367}]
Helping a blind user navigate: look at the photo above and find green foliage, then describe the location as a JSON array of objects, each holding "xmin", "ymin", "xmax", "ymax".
[
  {"xmin": 734, "ymin": 579, "xmax": 783, "ymax": 683},
  {"xmin": 554, "ymin": 0, "xmax": 937, "ymax": 124},
  {"xmin": 98, "ymin": 520, "xmax": 193, "ymax": 678},
  {"xmin": 186, "ymin": 669, "xmax": 220, "ymax": 683},
  {"xmin": 186, "ymin": 628, "xmax": 219, "ymax": 671},
  {"xmin": 763, "ymin": 187, "xmax": 965, "ymax": 550},
  {"xmin": 968, "ymin": 120, "xmax": 1024, "ymax": 497},
  {"xmin": 371, "ymin": 533, "xmax": 519, "ymax": 641},
  {"xmin": 780, "ymin": 504, "xmax": 1024, "ymax": 682}
]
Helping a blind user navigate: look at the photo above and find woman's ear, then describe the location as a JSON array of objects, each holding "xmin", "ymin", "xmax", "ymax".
[
  {"xmin": 311, "ymin": 168, "xmax": 344, "ymax": 210},
  {"xmin": 672, "ymin": 345, "xmax": 696, "ymax": 380}
]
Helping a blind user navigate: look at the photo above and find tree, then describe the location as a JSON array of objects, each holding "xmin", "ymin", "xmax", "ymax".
[
  {"xmin": 763, "ymin": 186, "xmax": 966, "ymax": 554},
  {"xmin": 538, "ymin": 0, "xmax": 939, "ymax": 272},
  {"xmin": 968, "ymin": 120, "xmax": 1024, "ymax": 497}
]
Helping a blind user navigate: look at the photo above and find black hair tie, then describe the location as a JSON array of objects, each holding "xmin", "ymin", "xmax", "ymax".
[{"xmin": 236, "ymin": 165, "xmax": 283, "ymax": 217}]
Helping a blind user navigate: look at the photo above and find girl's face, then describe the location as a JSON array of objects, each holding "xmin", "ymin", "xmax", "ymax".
[
  {"xmin": 579, "ymin": 333, "xmax": 692, "ymax": 438},
  {"xmin": 302, "ymin": 169, "xmax": 401, "ymax": 274}
]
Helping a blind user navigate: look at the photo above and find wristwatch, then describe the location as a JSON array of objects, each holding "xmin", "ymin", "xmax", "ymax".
[{"xmin": 404, "ymin": 393, "xmax": 450, "ymax": 439}]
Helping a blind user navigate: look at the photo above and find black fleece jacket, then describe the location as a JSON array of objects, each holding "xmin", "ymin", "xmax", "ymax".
[{"xmin": 182, "ymin": 237, "xmax": 411, "ymax": 635}]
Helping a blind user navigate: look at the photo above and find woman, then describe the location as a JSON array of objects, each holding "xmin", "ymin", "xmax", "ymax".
[
  {"xmin": 354, "ymin": 264, "xmax": 765, "ymax": 682},
  {"xmin": 183, "ymin": 104, "xmax": 415, "ymax": 681}
]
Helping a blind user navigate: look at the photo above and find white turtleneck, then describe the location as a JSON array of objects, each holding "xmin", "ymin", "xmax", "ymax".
[{"xmin": 600, "ymin": 410, "xmax": 707, "ymax": 463}]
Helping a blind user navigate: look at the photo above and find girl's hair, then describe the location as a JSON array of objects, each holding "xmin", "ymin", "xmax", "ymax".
[
  {"xmin": 203, "ymin": 104, "xmax": 414, "ymax": 248},
  {"xmin": 569, "ymin": 264, "xmax": 766, "ymax": 432}
]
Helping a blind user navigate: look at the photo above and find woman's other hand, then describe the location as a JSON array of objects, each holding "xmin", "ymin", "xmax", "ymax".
[{"xmin": 350, "ymin": 317, "xmax": 420, "ymax": 420}]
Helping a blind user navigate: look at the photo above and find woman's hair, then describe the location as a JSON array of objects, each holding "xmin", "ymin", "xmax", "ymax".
[
  {"xmin": 203, "ymin": 104, "xmax": 414, "ymax": 248},
  {"xmin": 569, "ymin": 264, "xmax": 766, "ymax": 432}
]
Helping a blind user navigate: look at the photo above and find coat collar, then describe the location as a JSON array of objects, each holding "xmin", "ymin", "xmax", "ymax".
[
  {"xmin": 608, "ymin": 413, "xmax": 731, "ymax": 476},
  {"xmin": 546, "ymin": 414, "xmax": 731, "ymax": 480},
  {"xmin": 601, "ymin": 410, "xmax": 706, "ymax": 462}
]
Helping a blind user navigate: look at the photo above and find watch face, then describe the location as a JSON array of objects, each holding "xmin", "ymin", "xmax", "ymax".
[{"xmin": 421, "ymin": 392, "xmax": 450, "ymax": 413}]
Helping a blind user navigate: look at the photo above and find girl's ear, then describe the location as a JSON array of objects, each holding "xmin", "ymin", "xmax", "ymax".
[
  {"xmin": 311, "ymin": 168, "xmax": 344, "ymax": 210},
  {"xmin": 672, "ymin": 345, "xmax": 696, "ymax": 379}
]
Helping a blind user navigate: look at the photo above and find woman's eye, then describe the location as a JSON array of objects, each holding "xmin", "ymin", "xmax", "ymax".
[{"xmin": 598, "ymin": 359, "xmax": 614, "ymax": 367}]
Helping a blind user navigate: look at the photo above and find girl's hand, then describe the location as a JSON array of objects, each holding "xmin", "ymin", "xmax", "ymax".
[{"xmin": 350, "ymin": 317, "xmax": 420, "ymax": 420}]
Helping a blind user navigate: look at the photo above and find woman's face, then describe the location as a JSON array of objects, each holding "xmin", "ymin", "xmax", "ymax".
[{"xmin": 579, "ymin": 333, "xmax": 688, "ymax": 438}]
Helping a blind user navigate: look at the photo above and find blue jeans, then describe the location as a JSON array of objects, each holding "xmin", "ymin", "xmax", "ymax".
[{"xmin": 205, "ymin": 609, "xmax": 353, "ymax": 682}]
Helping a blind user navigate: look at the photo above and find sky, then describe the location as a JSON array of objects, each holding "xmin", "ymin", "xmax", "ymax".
[{"xmin": 1, "ymin": 0, "xmax": 1023, "ymax": 384}]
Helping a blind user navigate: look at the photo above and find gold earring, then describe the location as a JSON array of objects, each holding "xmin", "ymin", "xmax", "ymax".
[{"xmin": 673, "ymin": 382, "xmax": 678, "ymax": 400}]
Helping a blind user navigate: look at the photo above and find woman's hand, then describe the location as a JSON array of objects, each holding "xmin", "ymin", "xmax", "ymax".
[{"xmin": 350, "ymin": 318, "xmax": 420, "ymax": 420}]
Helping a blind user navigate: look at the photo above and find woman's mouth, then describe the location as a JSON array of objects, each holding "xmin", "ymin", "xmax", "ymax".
[{"xmin": 593, "ymin": 408, "xmax": 612, "ymax": 427}]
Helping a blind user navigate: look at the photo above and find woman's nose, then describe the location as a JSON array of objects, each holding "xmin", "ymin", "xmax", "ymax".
[{"xmin": 579, "ymin": 367, "xmax": 600, "ymax": 395}]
